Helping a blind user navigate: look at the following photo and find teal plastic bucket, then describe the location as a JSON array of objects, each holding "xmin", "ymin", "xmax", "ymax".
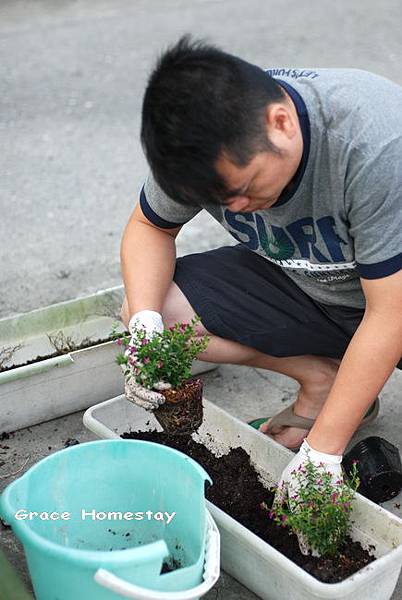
[{"xmin": 0, "ymin": 439, "xmax": 212, "ymax": 600}]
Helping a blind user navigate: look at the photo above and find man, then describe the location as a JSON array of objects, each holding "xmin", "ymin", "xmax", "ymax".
[{"xmin": 119, "ymin": 36, "xmax": 402, "ymax": 554}]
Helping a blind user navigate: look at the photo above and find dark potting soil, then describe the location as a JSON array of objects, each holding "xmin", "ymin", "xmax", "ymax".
[{"xmin": 121, "ymin": 430, "xmax": 376, "ymax": 584}]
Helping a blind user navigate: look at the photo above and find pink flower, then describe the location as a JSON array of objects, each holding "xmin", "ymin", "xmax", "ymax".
[
  {"xmin": 281, "ymin": 515, "xmax": 288, "ymax": 523},
  {"xmin": 129, "ymin": 346, "xmax": 137, "ymax": 354},
  {"xmin": 316, "ymin": 479, "xmax": 323, "ymax": 485},
  {"xmin": 141, "ymin": 338, "xmax": 149, "ymax": 346},
  {"xmin": 268, "ymin": 511, "xmax": 274, "ymax": 519},
  {"xmin": 144, "ymin": 357, "xmax": 150, "ymax": 364},
  {"xmin": 331, "ymin": 492, "xmax": 338, "ymax": 503},
  {"xmin": 352, "ymin": 459, "xmax": 360, "ymax": 465},
  {"xmin": 157, "ymin": 360, "xmax": 164, "ymax": 369},
  {"xmin": 116, "ymin": 339, "xmax": 122, "ymax": 346}
]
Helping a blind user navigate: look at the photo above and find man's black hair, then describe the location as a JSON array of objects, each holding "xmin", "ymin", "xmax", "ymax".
[{"xmin": 140, "ymin": 35, "xmax": 286, "ymax": 206}]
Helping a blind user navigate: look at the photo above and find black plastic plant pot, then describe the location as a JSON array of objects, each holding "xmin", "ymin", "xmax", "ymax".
[{"xmin": 343, "ymin": 436, "xmax": 402, "ymax": 504}]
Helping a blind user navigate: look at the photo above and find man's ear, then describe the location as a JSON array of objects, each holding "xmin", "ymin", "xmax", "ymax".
[
  {"xmin": 265, "ymin": 102, "xmax": 296, "ymax": 141},
  {"xmin": 225, "ymin": 195, "xmax": 251, "ymax": 212}
]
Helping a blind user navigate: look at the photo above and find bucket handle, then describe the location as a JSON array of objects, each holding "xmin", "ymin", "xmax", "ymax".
[{"xmin": 94, "ymin": 512, "xmax": 220, "ymax": 600}]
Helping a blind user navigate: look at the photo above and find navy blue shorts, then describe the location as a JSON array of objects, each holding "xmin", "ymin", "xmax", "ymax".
[{"xmin": 173, "ymin": 244, "xmax": 402, "ymax": 368}]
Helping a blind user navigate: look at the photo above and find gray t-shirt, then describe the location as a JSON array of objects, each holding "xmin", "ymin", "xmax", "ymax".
[{"xmin": 140, "ymin": 68, "xmax": 402, "ymax": 309}]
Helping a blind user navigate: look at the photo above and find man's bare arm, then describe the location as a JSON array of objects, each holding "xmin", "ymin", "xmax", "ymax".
[
  {"xmin": 307, "ymin": 269, "xmax": 402, "ymax": 455},
  {"xmin": 120, "ymin": 202, "xmax": 182, "ymax": 321}
]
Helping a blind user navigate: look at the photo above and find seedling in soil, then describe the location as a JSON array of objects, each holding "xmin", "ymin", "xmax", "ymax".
[{"xmin": 266, "ymin": 458, "xmax": 360, "ymax": 558}]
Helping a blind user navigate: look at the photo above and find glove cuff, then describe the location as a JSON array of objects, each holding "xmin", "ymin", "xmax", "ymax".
[
  {"xmin": 128, "ymin": 310, "xmax": 164, "ymax": 336},
  {"xmin": 301, "ymin": 439, "xmax": 342, "ymax": 464}
]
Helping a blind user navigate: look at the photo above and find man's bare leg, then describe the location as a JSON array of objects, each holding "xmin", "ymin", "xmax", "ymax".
[{"xmin": 121, "ymin": 283, "xmax": 340, "ymax": 450}]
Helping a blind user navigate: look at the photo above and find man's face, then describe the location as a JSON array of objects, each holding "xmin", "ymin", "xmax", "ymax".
[{"xmin": 215, "ymin": 96, "xmax": 303, "ymax": 212}]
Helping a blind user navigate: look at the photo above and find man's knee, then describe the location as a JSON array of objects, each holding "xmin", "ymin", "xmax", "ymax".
[{"xmin": 162, "ymin": 282, "xmax": 207, "ymax": 334}]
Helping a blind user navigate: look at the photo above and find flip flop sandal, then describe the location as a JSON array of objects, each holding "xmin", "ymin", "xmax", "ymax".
[{"xmin": 248, "ymin": 397, "xmax": 380, "ymax": 453}]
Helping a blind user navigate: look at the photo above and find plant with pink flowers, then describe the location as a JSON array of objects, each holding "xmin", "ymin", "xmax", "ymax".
[
  {"xmin": 113, "ymin": 316, "xmax": 208, "ymax": 389},
  {"xmin": 262, "ymin": 458, "xmax": 360, "ymax": 557}
]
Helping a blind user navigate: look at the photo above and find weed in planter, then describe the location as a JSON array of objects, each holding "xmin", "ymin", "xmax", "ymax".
[
  {"xmin": 0, "ymin": 344, "xmax": 23, "ymax": 372},
  {"xmin": 47, "ymin": 330, "xmax": 92, "ymax": 354},
  {"xmin": 266, "ymin": 459, "xmax": 360, "ymax": 558},
  {"xmin": 115, "ymin": 317, "xmax": 209, "ymax": 434}
]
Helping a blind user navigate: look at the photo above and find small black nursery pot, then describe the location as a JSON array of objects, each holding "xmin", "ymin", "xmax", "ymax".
[{"xmin": 343, "ymin": 436, "xmax": 402, "ymax": 503}]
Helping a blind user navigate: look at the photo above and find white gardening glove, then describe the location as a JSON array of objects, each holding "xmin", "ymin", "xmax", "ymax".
[
  {"xmin": 128, "ymin": 310, "xmax": 164, "ymax": 339},
  {"xmin": 273, "ymin": 439, "xmax": 343, "ymax": 557},
  {"xmin": 122, "ymin": 310, "xmax": 170, "ymax": 411},
  {"xmin": 121, "ymin": 364, "xmax": 171, "ymax": 410}
]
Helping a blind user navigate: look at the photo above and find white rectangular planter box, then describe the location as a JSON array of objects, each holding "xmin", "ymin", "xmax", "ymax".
[
  {"xmin": 0, "ymin": 286, "xmax": 216, "ymax": 433},
  {"xmin": 83, "ymin": 395, "xmax": 402, "ymax": 600}
]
